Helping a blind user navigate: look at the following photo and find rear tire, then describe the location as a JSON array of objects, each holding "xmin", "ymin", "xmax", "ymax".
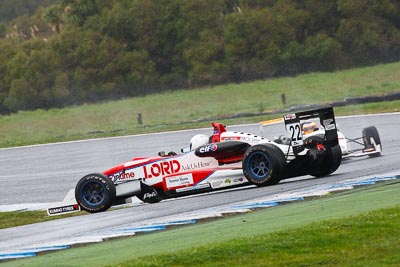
[
  {"xmin": 306, "ymin": 136, "xmax": 342, "ymax": 177},
  {"xmin": 362, "ymin": 126, "xmax": 382, "ymax": 157},
  {"xmin": 75, "ymin": 173, "xmax": 116, "ymax": 213},
  {"xmin": 242, "ymin": 144, "xmax": 287, "ymax": 186}
]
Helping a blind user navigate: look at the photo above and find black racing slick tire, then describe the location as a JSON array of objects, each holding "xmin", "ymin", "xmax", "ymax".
[
  {"xmin": 242, "ymin": 144, "xmax": 287, "ymax": 186},
  {"xmin": 75, "ymin": 173, "xmax": 116, "ymax": 213},
  {"xmin": 362, "ymin": 126, "xmax": 382, "ymax": 157},
  {"xmin": 306, "ymin": 136, "xmax": 342, "ymax": 177}
]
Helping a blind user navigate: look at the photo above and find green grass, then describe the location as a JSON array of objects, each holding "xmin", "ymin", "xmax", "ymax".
[
  {"xmin": 4, "ymin": 181, "xmax": 400, "ymax": 267},
  {"xmin": 0, "ymin": 61, "xmax": 399, "ymax": 148},
  {"xmin": 0, "ymin": 210, "xmax": 87, "ymax": 229},
  {"xmin": 128, "ymin": 207, "xmax": 400, "ymax": 267}
]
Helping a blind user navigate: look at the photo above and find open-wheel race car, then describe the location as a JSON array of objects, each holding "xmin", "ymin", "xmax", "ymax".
[{"xmin": 72, "ymin": 107, "xmax": 342, "ymax": 213}]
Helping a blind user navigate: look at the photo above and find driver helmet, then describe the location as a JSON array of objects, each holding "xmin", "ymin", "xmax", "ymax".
[
  {"xmin": 189, "ymin": 134, "xmax": 209, "ymax": 150},
  {"xmin": 302, "ymin": 121, "xmax": 318, "ymax": 134}
]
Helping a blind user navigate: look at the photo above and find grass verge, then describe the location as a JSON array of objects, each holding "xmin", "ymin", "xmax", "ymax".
[
  {"xmin": 0, "ymin": 210, "xmax": 87, "ymax": 230},
  {"xmin": 4, "ymin": 181, "xmax": 400, "ymax": 267}
]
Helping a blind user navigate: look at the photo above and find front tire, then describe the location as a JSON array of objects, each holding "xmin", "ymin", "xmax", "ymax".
[
  {"xmin": 242, "ymin": 144, "xmax": 287, "ymax": 186},
  {"xmin": 362, "ymin": 126, "xmax": 382, "ymax": 157},
  {"xmin": 75, "ymin": 173, "xmax": 116, "ymax": 213}
]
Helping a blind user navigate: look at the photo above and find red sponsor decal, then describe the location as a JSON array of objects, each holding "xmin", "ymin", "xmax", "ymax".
[{"xmin": 143, "ymin": 160, "xmax": 181, "ymax": 178}]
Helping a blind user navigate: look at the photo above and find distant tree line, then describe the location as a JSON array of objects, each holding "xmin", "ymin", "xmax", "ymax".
[
  {"xmin": 1, "ymin": 0, "xmax": 400, "ymax": 113},
  {"xmin": 0, "ymin": 0, "xmax": 55, "ymax": 23}
]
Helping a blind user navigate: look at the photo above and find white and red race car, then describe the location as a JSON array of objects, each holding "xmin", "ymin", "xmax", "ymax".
[{"xmin": 55, "ymin": 107, "xmax": 343, "ymax": 214}]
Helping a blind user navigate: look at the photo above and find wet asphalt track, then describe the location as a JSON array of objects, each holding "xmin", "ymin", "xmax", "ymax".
[{"xmin": 0, "ymin": 112, "xmax": 399, "ymax": 253}]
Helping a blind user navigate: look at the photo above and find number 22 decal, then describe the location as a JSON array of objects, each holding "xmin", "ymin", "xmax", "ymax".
[{"xmin": 286, "ymin": 123, "xmax": 303, "ymax": 146}]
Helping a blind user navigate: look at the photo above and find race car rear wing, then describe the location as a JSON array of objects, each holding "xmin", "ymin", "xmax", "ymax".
[{"xmin": 283, "ymin": 106, "xmax": 338, "ymax": 154}]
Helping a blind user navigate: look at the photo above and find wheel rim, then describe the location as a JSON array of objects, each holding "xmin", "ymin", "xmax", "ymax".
[
  {"xmin": 81, "ymin": 180, "xmax": 107, "ymax": 206},
  {"xmin": 247, "ymin": 151, "xmax": 271, "ymax": 180}
]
